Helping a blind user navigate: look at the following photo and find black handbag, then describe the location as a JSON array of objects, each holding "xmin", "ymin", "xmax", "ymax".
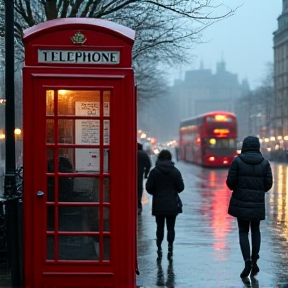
[{"xmin": 176, "ymin": 194, "xmax": 183, "ymax": 213}]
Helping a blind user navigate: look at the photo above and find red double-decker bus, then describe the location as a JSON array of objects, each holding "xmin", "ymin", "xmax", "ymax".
[{"xmin": 179, "ymin": 111, "xmax": 238, "ymax": 167}]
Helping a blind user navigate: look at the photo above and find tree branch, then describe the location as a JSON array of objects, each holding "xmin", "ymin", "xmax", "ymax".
[{"xmin": 45, "ymin": 0, "xmax": 58, "ymax": 20}]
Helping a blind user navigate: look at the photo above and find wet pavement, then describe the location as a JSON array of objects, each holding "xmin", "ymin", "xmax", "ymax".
[
  {"xmin": 136, "ymin": 160, "xmax": 288, "ymax": 288},
  {"xmin": 1, "ymin": 160, "xmax": 288, "ymax": 287}
]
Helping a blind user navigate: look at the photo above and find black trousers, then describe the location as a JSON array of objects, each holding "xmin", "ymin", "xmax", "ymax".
[
  {"xmin": 137, "ymin": 176, "xmax": 144, "ymax": 210},
  {"xmin": 137, "ymin": 187, "xmax": 143, "ymax": 210},
  {"xmin": 237, "ymin": 218, "xmax": 261, "ymax": 261},
  {"xmin": 155, "ymin": 215, "xmax": 177, "ymax": 246}
]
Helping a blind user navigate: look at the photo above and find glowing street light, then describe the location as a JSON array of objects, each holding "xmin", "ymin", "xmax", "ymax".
[{"xmin": 14, "ymin": 128, "xmax": 21, "ymax": 136}]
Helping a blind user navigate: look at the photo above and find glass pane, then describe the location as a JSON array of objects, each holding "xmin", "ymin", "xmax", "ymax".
[
  {"xmin": 73, "ymin": 177, "xmax": 99, "ymax": 202},
  {"xmin": 75, "ymin": 148, "xmax": 100, "ymax": 172},
  {"xmin": 46, "ymin": 119, "xmax": 54, "ymax": 143},
  {"xmin": 103, "ymin": 149, "xmax": 110, "ymax": 173},
  {"xmin": 59, "ymin": 236, "xmax": 98, "ymax": 260},
  {"xmin": 58, "ymin": 176, "xmax": 74, "ymax": 202},
  {"xmin": 103, "ymin": 177, "xmax": 110, "ymax": 202},
  {"xmin": 47, "ymin": 176, "xmax": 55, "ymax": 202},
  {"xmin": 57, "ymin": 153, "xmax": 74, "ymax": 173},
  {"xmin": 103, "ymin": 236, "xmax": 110, "ymax": 260},
  {"xmin": 103, "ymin": 207, "xmax": 110, "ymax": 232},
  {"xmin": 46, "ymin": 236, "xmax": 54, "ymax": 260},
  {"xmin": 47, "ymin": 206, "xmax": 54, "ymax": 231},
  {"xmin": 46, "ymin": 90, "xmax": 54, "ymax": 115},
  {"xmin": 48, "ymin": 151, "xmax": 74, "ymax": 174},
  {"xmin": 58, "ymin": 119, "xmax": 74, "ymax": 144},
  {"xmin": 58, "ymin": 90, "xmax": 100, "ymax": 116},
  {"xmin": 59, "ymin": 206, "xmax": 99, "ymax": 232},
  {"xmin": 47, "ymin": 148, "xmax": 55, "ymax": 172},
  {"xmin": 103, "ymin": 120, "xmax": 110, "ymax": 145},
  {"xmin": 103, "ymin": 91, "xmax": 110, "ymax": 116},
  {"xmin": 75, "ymin": 119, "xmax": 100, "ymax": 145},
  {"xmin": 48, "ymin": 148, "xmax": 101, "ymax": 175}
]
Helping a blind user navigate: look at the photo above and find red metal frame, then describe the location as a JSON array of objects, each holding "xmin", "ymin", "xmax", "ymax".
[
  {"xmin": 179, "ymin": 111, "xmax": 237, "ymax": 167},
  {"xmin": 22, "ymin": 19, "xmax": 137, "ymax": 288}
]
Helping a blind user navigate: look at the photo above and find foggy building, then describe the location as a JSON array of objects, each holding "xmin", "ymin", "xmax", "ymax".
[
  {"xmin": 235, "ymin": 87, "xmax": 273, "ymax": 141},
  {"xmin": 272, "ymin": 0, "xmax": 288, "ymax": 138},
  {"xmin": 170, "ymin": 60, "xmax": 249, "ymax": 126}
]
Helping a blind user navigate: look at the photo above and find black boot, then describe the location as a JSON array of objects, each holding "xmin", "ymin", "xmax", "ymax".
[
  {"xmin": 240, "ymin": 260, "xmax": 252, "ymax": 278},
  {"xmin": 167, "ymin": 244, "xmax": 173, "ymax": 261},
  {"xmin": 251, "ymin": 255, "xmax": 260, "ymax": 276}
]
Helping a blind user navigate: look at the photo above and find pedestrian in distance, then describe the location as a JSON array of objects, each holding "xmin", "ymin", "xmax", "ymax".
[
  {"xmin": 174, "ymin": 145, "xmax": 179, "ymax": 161},
  {"xmin": 226, "ymin": 136, "xmax": 273, "ymax": 278},
  {"xmin": 145, "ymin": 149, "xmax": 184, "ymax": 261},
  {"xmin": 137, "ymin": 142, "xmax": 152, "ymax": 215}
]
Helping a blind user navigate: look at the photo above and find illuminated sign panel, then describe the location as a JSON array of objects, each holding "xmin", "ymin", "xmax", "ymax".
[{"xmin": 38, "ymin": 50, "xmax": 120, "ymax": 64}]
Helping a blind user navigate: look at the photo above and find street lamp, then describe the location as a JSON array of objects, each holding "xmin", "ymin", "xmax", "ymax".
[
  {"xmin": 3, "ymin": 1, "xmax": 21, "ymax": 288},
  {"xmin": 4, "ymin": 0, "xmax": 16, "ymax": 197}
]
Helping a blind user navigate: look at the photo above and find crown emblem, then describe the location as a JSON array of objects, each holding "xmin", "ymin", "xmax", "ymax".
[{"xmin": 71, "ymin": 31, "xmax": 87, "ymax": 45}]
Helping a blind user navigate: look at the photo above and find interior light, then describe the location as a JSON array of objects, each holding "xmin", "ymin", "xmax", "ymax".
[
  {"xmin": 58, "ymin": 90, "xmax": 68, "ymax": 95},
  {"xmin": 209, "ymin": 138, "xmax": 216, "ymax": 145},
  {"xmin": 213, "ymin": 129, "xmax": 229, "ymax": 137},
  {"xmin": 215, "ymin": 115, "xmax": 227, "ymax": 122}
]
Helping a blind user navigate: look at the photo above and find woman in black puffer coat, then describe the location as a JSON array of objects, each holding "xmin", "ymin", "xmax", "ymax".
[
  {"xmin": 226, "ymin": 136, "xmax": 273, "ymax": 278},
  {"xmin": 146, "ymin": 149, "xmax": 184, "ymax": 260}
]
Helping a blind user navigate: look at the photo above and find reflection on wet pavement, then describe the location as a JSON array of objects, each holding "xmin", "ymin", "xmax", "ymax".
[{"xmin": 137, "ymin": 161, "xmax": 288, "ymax": 287}]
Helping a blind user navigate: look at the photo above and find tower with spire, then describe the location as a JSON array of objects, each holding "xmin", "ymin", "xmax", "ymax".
[{"xmin": 283, "ymin": 0, "xmax": 288, "ymax": 12}]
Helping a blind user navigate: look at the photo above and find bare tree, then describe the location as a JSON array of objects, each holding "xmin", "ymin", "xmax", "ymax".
[{"xmin": 0, "ymin": 0, "xmax": 237, "ymax": 102}]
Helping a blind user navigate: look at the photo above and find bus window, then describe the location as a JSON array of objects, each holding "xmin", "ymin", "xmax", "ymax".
[{"xmin": 207, "ymin": 138, "xmax": 236, "ymax": 149}]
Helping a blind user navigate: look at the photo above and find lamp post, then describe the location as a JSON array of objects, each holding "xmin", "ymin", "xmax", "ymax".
[
  {"xmin": 4, "ymin": 0, "xmax": 16, "ymax": 197},
  {"xmin": 4, "ymin": 0, "xmax": 22, "ymax": 287}
]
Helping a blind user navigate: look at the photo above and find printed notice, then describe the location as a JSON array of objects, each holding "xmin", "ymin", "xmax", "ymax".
[
  {"xmin": 75, "ymin": 101, "xmax": 100, "ymax": 116},
  {"xmin": 104, "ymin": 102, "xmax": 110, "ymax": 116},
  {"xmin": 75, "ymin": 101, "xmax": 100, "ymax": 171},
  {"xmin": 103, "ymin": 120, "xmax": 110, "ymax": 145}
]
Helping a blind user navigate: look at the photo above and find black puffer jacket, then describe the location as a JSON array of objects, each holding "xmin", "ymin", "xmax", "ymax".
[
  {"xmin": 146, "ymin": 160, "xmax": 184, "ymax": 216},
  {"xmin": 226, "ymin": 136, "xmax": 273, "ymax": 220}
]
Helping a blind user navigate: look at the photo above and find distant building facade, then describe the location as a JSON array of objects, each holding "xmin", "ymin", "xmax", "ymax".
[
  {"xmin": 273, "ymin": 0, "xmax": 288, "ymax": 138},
  {"xmin": 170, "ymin": 61, "xmax": 250, "ymax": 137}
]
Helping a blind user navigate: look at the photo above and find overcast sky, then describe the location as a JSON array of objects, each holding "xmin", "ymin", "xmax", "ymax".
[{"xmin": 174, "ymin": 0, "xmax": 282, "ymax": 90}]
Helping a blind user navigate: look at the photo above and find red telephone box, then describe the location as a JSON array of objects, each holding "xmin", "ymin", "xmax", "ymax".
[{"xmin": 22, "ymin": 18, "xmax": 137, "ymax": 288}]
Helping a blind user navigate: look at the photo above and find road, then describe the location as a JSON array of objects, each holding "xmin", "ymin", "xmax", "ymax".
[
  {"xmin": 1, "ymin": 160, "xmax": 288, "ymax": 287},
  {"xmin": 136, "ymin": 159, "xmax": 288, "ymax": 288}
]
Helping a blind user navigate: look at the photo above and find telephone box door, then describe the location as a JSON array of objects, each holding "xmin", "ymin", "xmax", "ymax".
[{"xmin": 24, "ymin": 75, "xmax": 136, "ymax": 288}]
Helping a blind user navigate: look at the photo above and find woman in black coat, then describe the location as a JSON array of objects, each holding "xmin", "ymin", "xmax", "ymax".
[
  {"xmin": 146, "ymin": 149, "xmax": 184, "ymax": 260},
  {"xmin": 226, "ymin": 136, "xmax": 273, "ymax": 278}
]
